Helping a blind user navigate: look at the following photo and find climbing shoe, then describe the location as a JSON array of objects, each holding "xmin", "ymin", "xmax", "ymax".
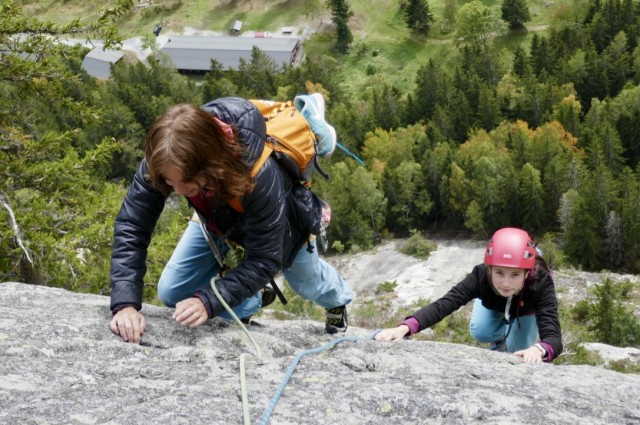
[
  {"xmin": 325, "ymin": 305, "xmax": 348, "ymax": 334},
  {"xmin": 490, "ymin": 339, "xmax": 507, "ymax": 352},
  {"xmin": 239, "ymin": 287, "xmax": 277, "ymax": 325},
  {"xmin": 261, "ymin": 285, "xmax": 277, "ymax": 308},
  {"xmin": 294, "ymin": 93, "xmax": 337, "ymax": 159}
]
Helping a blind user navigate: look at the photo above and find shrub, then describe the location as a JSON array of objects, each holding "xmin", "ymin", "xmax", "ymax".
[
  {"xmin": 539, "ymin": 232, "xmax": 567, "ymax": 270},
  {"xmin": 374, "ymin": 280, "xmax": 398, "ymax": 294},
  {"xmin": 569, "ymin": 278, "xmax": 640, "ymax": 347},
  {"xmin": 554, "ymin": 344, "xmax": 602, "ymax": 366},
  {"xmin": 400, "ymin": 229, "xmax": 437, "ymax": 259}
]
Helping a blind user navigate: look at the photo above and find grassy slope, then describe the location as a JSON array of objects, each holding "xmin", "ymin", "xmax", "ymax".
[{"xmin": 27, "ymin": 0, "xmax": 564, "ymax": 94}]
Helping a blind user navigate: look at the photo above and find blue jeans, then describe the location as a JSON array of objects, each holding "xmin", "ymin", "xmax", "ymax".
[
  {"xmin": 469, "ymin": 298, "xmax": 538, "ymax": 352},
  {"xmin": 157, "ymin": 221, "xmax": 353, "ymax": 319}
]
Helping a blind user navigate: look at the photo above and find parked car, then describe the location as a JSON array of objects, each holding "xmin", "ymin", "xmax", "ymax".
[{"xmin": 255, "ymin": 31, "xmax": 272, "ymax": 38}]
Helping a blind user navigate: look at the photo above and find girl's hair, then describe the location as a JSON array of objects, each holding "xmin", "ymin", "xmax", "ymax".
[{"xmin": 144, "ymin": 104, "xmax": 254, "ymax": 200}]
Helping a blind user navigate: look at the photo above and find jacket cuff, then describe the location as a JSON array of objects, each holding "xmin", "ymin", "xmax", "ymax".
[
  {"xmin": 402, "ymin": 317, "xmax": 421, "ymax": 335},
  {"xmin": 111, "ymin": 304, "xmax": 138, "ymax": 316},
  {"xmin": 194, "ymin": 292, "xmax": 213, "ymax": 319},
  {"xmin": 539, "ymin": 341, "xmax": 554, "ymax": 362}
]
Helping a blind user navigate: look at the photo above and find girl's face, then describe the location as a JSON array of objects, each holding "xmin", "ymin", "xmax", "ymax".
[
  {"xmin": 490, "ymin": 266, "xmax": 526, "ymax": 297},
  {"xmin": 162, "ymin": 165, "xmax": 206, "ymax": 197}
]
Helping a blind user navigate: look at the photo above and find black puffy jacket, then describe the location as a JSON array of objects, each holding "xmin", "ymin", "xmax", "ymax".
[
  {"xmin": 110, "ymin": 97, "xmax": 307, "ymax": 318},
  {"xmin": 410, "ymin": 262, "xmax": 563, "ymax": 360}
]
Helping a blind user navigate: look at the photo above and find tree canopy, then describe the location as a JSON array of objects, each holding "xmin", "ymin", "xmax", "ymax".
[{"xmin": 3, "ymin": 0, "xmax": 640, "ymax": 300}]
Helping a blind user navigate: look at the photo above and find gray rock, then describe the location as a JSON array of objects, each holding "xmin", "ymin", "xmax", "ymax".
[{"xmin": 1, "ymin": 282, "xmax": 639, "ymax": 425}]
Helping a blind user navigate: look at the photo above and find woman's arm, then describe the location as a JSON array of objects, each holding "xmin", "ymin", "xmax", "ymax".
[{"xmin": 110, "ymin": 159, "xmax": 167, "ymax": 312}]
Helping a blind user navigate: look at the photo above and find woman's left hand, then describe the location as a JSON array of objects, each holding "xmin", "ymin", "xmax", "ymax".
[
  {"xmin": 514, "ymin": 346, "xmax": 544, "ymax": 364},
  {"xmin": 173, "ymin": 297, "xmax": 209, "ymax": 328}
]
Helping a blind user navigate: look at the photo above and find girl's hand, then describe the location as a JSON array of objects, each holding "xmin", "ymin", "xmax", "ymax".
[
  {"xmin": 514, "ymin": 346, "xmax": 544, "ymax": 364},
  {"xmin": 374, "ymin": 325, "xmax": 410, "ymax": 341}
]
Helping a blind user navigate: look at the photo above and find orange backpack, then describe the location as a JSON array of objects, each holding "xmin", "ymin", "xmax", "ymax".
[{"xmin": 227, "ymin": 99, "xmax": 329, "ymax": 214}]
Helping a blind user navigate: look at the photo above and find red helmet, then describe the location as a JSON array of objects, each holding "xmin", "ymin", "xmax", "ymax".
[{"xmin": 484, "ymin": 228, "xmax": 536, "ymax": 269}]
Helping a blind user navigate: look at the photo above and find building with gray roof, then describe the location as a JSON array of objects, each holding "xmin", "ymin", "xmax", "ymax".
[
  {"xmin": 81, "ymin": 47, "xmax": 124, "ymax": 79},
  {"xmin": 157, "ymin": 36, "xmax": 302, "ymax": 73}
]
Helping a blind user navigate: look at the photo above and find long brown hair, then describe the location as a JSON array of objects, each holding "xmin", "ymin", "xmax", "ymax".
[{"xmin": 144, "ymin": 104, "xmax": 254, "ymax": 200}]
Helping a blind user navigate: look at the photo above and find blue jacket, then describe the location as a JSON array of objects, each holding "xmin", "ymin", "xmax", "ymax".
[{"xmin": 110, "ymin": 97, "xmax": 306, "ymax": 317}]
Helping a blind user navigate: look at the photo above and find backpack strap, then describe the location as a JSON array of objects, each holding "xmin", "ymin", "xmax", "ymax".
[{"xmin": 228, "ymin": 143, "xmax": 274, "ymax": 214}]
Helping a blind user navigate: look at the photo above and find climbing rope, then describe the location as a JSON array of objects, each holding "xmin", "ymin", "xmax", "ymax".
[
  {"xmin": 336, "ymin": 141, "xmax": 366, "ymax": 167},
  {"xmin": 210, "ymin": 277, "xmax": 261, "ymax": 425},
  {"xmin": 210, "ymin": 277, "xmax": 380, "ymax": 425},
  {"xmin": 259, "ymin": 329, "xmax": 380, "ymax": 425}
]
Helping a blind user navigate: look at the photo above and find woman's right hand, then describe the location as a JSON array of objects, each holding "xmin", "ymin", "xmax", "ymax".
[
  {"xmin": 374, "ymin": 324, "xmax": 410, "ymax": 341},
  {"xmin": 110, "ymin": 306, "xmax": 147, "ymax": 344}
]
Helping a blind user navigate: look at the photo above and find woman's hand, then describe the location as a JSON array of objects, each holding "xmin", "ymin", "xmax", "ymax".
[
  {"xmin": 110, "ymin": 306, "xmax": 147, "ymax": 344},
  {"xmin": 173, "ymin": 297, "xmax": 209, "ymax": 328},
  {"xmin": 514, "ymin": 346, "xmax": 544, "ymax": 364},
  {"xmin": 374, "ymin": 325, "xmax": 410, "ymax": 341}
]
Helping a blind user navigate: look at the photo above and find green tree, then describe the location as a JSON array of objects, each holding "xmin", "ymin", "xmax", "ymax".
[
  {"xmin": 0, "ymin": 0, "xmax": 133, "ymax": 287},
  {"xmin": 229, "ymin": 46, "xmax": 281, "ymax": 98},
  {"xmin": 602, "ymin": 31, "xmax": 632, "ymax": 97},
  {"xmin": 455, "ymin": 130, "xmax": 516, "ymax": 230},
  {"xmin": 611, "ymin": 85, "xmax": 640, "ymax": 169},
  {"xmin": 501, "ymin": 0, "xmax": 531, "ymax": 30},
  {"xmin": 559, "ymin": 189, "xmax": 600, "ymax": 269},
  {"xmin": 512, "ymin": 45, "xmax": 532, "ymax": 79},
  {"xmin": 618, "ymin": 167, "xmax": 640, "ymax": 270},
  {"xmin": 362, "ymin": 126, "xmax": 419, "ymax": 170},
  {"xmin": 109, "ymin": 60, "xmax": 199, "ymax": 130},
  {"xmin": 370, "ymin": 82, "xmax": 403, "ymax": 130},
  {"xmin": 314, "ymin": 161, "xmax": 386, "ymax": 250},
  {"xmin": 362, "ymin": 124, "xmax": 434, "ymax": 232},
  {"xmin": 583, "ymin": 165, "xmax": 619, "ymax": 237},
  {"xmin": 530, "ymin": 34, "xmax": 554, "ymax": 77},
  {"xmin": 401, "ymin": 0, "xmax": 436, "ymax": 34},
  {"xmin": 326, "ymin": 0, "xmax": 354, "ymax": 54},
  {"xmin": 202, "ymin": 59, "xmax": 240, "ymax": 100},
  {"xmin": 476, "ymin": 84, "xmax": 502, "ymax": 131},
  {"xmin": 588, "ymin": 278, "xmax": 640, "ymax": 347},
  {"xmin": 386, "ymin": 160, "xmax": 432, "ymax": 231},
  {"xmin": 410, "ymin": 59, "xmax": 450, "ymax": 122},
  {"xmin": 551, "ymin": 94, "xmax": 582, "ymax": 137},
  {"xmin": 604, "ymin": 211, "xmax": 624, "ymax": 269},
  {"xmin": 329, "ymin": 99, "xmax": 374, "ymax": 154},
  {"xmin": 464, "ymin": 200, "xmax": 487, "ymax": 236},
  {"xmin": 585, "ymin": 122, "xmax": 625, "ymax": 173},
  {"xmin": 446, "ymin": 162, "xmax": 471, "ymax": 218},
  {"xmin": 517, "ymin": 163, "xmax": 544, "ymax": 230},
  {"xmin": 455, "ymin": 0, "xmax": 508, "ymax": 50}
]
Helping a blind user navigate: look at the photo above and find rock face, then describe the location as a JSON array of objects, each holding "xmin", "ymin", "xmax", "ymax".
[{"xmin": 1, "ymin": 282, "xmax": 639, "ymax": 425}]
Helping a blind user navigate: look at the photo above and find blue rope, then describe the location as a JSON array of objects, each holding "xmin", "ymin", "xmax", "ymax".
[
  {"xmin": 335, "ymin": 141, "xmax": 366, "ymax": 167},
  {"xmin": 259, "ymin": 329, "xmax": 380, "ymax": 425}
]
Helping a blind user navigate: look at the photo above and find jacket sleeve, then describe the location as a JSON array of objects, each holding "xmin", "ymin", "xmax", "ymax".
[
  {"xmin": 533, "ymin": 271, "xmax": 563, "ymax": 360},
  {"xmin": 110, "ymin": 160, "xmax": 166, "ymax": 312},
  {"xmin": 410, "ymin": 264, "xmax": 484, "ymax": 332}
]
